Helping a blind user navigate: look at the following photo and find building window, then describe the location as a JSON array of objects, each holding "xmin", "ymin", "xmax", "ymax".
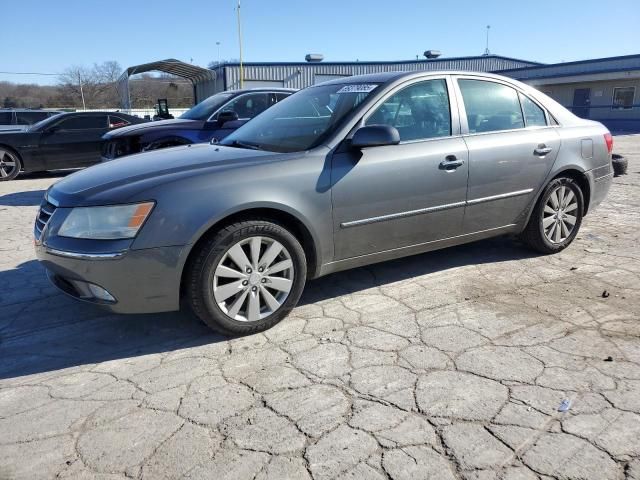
[{"xmin": 612, "ymin": 87, "xmax": 635, "ymax": 110}]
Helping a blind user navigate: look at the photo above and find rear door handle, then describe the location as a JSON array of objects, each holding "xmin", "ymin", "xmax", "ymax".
[
  {"xmin": 534, "ymin": 144, "xmax": 553, "ymax": 156},
  {"xmin": 439, "ymin": 155, "xmax": 465, "ymax": 170}
]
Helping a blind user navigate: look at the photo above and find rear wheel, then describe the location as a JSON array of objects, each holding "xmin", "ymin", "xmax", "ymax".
[
  {"xmin": 186, "ymin": 220, "xmax": 307, "ymax": 335},
  {"xmin": 0, "ymin": 147, "xmax": 21, "ymax": 181},
  {"xmin": 520, "ymin": 177, "xmax": 584, "ymax": 254}
]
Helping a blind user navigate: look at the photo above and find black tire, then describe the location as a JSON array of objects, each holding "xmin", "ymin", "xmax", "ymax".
[
  {"xmin": 519, "ymin": 177, "xmax": 584, "ymax": 254},
  {"xmin": 185, "ymin": 220, "xmax": 307, "ymax": 336},
  {"xmin": 612, "ymin": 154, "xmax": 628, "ymax": 177},
  {"xmin": 0, "ymin": 146, "xmax": 22, "ymax": 181}
]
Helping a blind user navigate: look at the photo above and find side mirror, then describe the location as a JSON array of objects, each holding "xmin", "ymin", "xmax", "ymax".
[
  {"xmin": 217, "ymin": 110, "xmax": 239, "ymax": 126},
  {"xmin": 351, "ymin": 125, "xmax": 400, "ymax": 149},
  {"xmin": 45, "ymin": 125, "xmax": 61, "ymax": 133}
]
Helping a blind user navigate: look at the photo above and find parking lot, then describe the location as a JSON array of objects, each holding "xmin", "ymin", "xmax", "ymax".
[{"xmin": 0, "ymin": 136, "xmax": 638, "ymax": 479}]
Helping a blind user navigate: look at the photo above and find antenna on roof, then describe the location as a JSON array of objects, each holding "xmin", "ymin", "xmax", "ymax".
[{"xmin": 483, "ymin": 25, "xmax": 491, "ymax": 56}]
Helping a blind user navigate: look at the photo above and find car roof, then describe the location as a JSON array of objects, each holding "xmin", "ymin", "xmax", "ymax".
[
  {"xmin": 0, "ymin": 108, "xmax": 62, "ymax": 112},
  {"xmin": 314, "ymin": 70, "xmax": 521, "ymax": 86},
  {"xmin": 224, "ymin": 88, "xmax": 297, "ymax": 94}
]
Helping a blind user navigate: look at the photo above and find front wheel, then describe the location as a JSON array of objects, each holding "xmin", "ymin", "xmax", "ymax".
[
  {"xmin": 520, "ymin": 177, "xmax": 584, "ymax": 254},
  {"xmin": 186, "ymin": 220, "xmax": 307, "ymax": 335}
]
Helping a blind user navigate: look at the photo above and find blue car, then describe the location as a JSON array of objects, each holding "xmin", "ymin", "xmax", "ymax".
[{"xmin": 101, "ymin": 88, "xmax": 295, "ymax": 161}]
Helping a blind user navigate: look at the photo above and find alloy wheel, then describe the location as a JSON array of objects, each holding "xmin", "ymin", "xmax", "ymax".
[
  {"xmin": 542, "ymin": 185, "xmax": 578, "ymax": 244},
  {"xmin": 212, "ymin": 236, "xmax": 294, "ymax": 322},
  {"xmin": 0, "ymin": 148, "xmax": 18, "ymax": 179}
]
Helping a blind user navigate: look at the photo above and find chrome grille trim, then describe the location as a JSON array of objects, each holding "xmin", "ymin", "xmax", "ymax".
[{"xmin": 35, "ymin": 200, "xmax": 57, "ymax": 239}]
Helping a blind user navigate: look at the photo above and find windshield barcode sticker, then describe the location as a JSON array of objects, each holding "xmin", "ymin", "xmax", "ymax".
[{"xmin": 336, "ymin": 84, "xmax": 377, "ymax": 94}]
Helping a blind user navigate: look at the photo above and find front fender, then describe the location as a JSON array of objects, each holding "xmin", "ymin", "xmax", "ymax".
[{"xmin": 130, "ymin": 150, "xmax": 334, "ymax": 270}]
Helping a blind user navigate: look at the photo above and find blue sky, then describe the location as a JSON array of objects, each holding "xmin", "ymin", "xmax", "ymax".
[{"xmin": 2, "ymin": 0, "xmax": 639, "ymax": 85}]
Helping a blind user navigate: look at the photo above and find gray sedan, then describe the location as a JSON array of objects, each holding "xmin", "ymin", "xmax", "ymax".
[{"xmin": 35, "ymin": 71, "xmax": 613, "ymax": 335}]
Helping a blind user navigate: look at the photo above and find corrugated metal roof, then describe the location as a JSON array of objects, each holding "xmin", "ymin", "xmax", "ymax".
[
  {"xmin": 215, "ymin": 55, "xmax": 542, "ymax": 91},
  {"xmin": 215, "ymin": 54, "xmax": 541, "ymax": 69},
  {"xmin": 497, "ymin": 54, "xmax": 640, "ymax": 80},
  {"xmin": 122, "ymin": 59, "xmax": 216, "ymax": 83}
]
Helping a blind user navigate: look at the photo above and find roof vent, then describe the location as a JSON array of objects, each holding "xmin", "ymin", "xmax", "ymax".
[
  {"xmin": 305, "ymin": 54, "xmax": 324, "ymax": 63},
  {"xmin": 424, "ymin": 50, "xmax": 442, "ymax": 59}
]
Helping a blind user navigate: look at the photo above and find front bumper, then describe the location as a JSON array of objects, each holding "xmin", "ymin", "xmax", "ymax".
[{"xmin": 35, "ymin": 244, "xmax": 186, "ymax": 314}]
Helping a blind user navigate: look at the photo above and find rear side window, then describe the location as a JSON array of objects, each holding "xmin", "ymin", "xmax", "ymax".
[
  {"xmin": 366, "ymin": 79, "xmax": 451, "ymax": 141},
  {"xmin": 458, "ymin": 79, "xmax": 524, "ymax": 133},
  {"xmin": 0, "ymin": 112, "xmax": 12, "ymax": 124},
  {"xmin": 58, "ymin": 115, "xmax": 107, "ymax": 130},
  {"xmin": 16, "ymin": 111, "xmax": 49, "ymax": 125},
  {"xmin": 519, "ymin": 93, "xmax": 547, "ymax": 127},
  {"xmin": 109, "ymin": 115, "xmax": 130, "ymax": 128}
]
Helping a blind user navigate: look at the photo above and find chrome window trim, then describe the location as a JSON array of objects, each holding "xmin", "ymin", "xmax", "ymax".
[
  {"xmin": 341, "ymin": 189, "xmax": 534, "ymax": 228},
  {"xmin": 451, "ymin": 74, "xmax": 555, "ymax": 136}
]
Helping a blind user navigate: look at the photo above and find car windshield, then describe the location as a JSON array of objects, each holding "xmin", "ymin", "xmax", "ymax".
[
  {"xmin": 28, "ymin": 113, "xmax": 64, "ymax": 132},
  {"xmin": 220, "ymin": 83, "xmax": 380, "ymax": 153},
  {"xmin": 180, "ymin": 93, "xmax": 234, "ymax": 120}
]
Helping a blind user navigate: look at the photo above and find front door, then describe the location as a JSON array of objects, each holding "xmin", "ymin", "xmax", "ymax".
[
  {"xmin": 455, "ymin": 78, "xmax": 561, "ymax": 233},
  {"xmin": 331, "ymin": 78, "xmax": 469, "ymax": 260},
  {"xmin": 38, "ymin": 114, "xmax": 109, "ymax": 169},
  {"xmin": 572, "ymin": 88, "xmax": 591, "ymax": 118}
]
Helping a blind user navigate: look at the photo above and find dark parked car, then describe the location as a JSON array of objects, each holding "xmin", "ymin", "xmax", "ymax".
[
  {"xmin": 101, "ymin": 88, "xmax": 295, "ymax": 161},
  {"xmin": 35, "ymin": 71, "xmax": 612, "ymax": 335},
  {"xmin": 0, "ymin": 109, "xmax": 62, "ymax": 132},
  {"xmin": 0, "ymin": 111, "xmax": 145, "ymax": 180}
]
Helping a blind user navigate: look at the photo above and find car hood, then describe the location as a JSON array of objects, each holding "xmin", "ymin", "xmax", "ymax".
[
  {"xmin": 47, "ymin": 143, "xmax": 279, "ymax": 206},
  {"xmin": 104, "ymin": 118, "xmax": 205, "ymax": 138}
]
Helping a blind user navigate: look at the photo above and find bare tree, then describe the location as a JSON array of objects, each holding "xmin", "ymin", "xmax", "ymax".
[{"xmin": 57, "ymin": 61, "xmax": 122, "ymax": 108}]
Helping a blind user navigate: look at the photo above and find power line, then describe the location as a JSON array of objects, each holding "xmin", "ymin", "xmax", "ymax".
[{"xmin": 0, "ymin": 71, "xmax": 61, "ymax": 76}]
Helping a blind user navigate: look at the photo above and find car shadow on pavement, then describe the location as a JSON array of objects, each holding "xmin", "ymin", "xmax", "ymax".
[
  {"xmin": 300, "ymin": 234, "xmax": 538, "ymax": 305},
  {"xmin": 0, "ymin": 235, "xmax": 537, "ymax": 380},
  {"xmin": 0, "ymin": 189, "xmax": 47, "ymax": 206}
]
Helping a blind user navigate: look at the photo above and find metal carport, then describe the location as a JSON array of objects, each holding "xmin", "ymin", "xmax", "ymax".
[{"xmin": 117, "ymin": 59, "xmax": 216, "ymax": 110}]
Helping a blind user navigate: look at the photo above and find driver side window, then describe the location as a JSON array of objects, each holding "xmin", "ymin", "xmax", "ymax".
[
  {"xmin": 365, "ymin": 79, "xmax": 451, "ymax": 142},
  {"xmin": 218, "ymin": 93, "xmax": 269, "ymax": 120}
]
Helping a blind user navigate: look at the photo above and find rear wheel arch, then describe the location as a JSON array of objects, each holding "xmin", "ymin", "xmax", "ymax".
[
  {"xmin": 551, "ymin": 168, "xmax": 591, "ymax": 215},
  {"xmin": 180, "ymin": 207, "xmax": 319, "ymax": 301},
  {"xmin": 0, "ymin": 144, "xmax": 23, "ymax": 179}
]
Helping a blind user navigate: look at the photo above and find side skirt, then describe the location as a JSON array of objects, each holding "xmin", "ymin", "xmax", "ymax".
[{"xmin": 317, "ymin": 224, "xmax": 519, "ymax": 277}]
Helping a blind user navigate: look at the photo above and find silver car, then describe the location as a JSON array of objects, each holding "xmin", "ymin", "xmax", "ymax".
[{"xmin": 35, "ymin": 71, "xmax": 613, "ymax": 335}]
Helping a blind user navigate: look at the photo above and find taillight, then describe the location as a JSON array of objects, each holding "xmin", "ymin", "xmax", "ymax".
[{"xmin": 604, "ymin": 132, "xmax": 613, "ymax": 154}]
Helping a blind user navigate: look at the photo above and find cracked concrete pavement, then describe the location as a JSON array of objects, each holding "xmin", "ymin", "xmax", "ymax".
[{"xmin": 0, "ymin": 136, "xmax": 639, "ymax": 479}]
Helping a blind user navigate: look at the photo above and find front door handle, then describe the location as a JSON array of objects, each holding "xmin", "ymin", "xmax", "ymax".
[
  {"xmin": 534, "ymin": 144, "xmax": 553, "ymax": 156},
  {"xmin": 439, "ymin": 155, "xmax": 465, "ymax": 170}
]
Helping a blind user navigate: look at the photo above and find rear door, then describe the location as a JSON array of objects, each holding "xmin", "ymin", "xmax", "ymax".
[
  {"xmin": 331, "ymin": 77, "xmax": 469, "ymax": 259},
  {"xmin": 38, "ymin": 114, "xmax": 110, "ymax": 169},
  {"xmin": 454, "ymin": 77, "xmax": 561, "ymax": 234}
]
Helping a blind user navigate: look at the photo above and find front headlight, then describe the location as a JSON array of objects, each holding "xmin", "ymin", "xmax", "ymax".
[{"xmin": 58, "ymin": 202, "xmax": 155, "ymax": 240}]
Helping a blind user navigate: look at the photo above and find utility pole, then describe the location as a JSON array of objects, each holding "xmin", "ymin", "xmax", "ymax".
[
  {"xmin": 237, "ymin": 0, "xmax": 244, "ymax": 89},
  {"xmin": 78, "ymin": 71, "xmax": 86, "ymax": 110},
  {"xmin": 483, "ymin": 25, "xmax": 491, "ymax": 56},
  {"xmin": 216, "ymin": 41, "xmax": 221, "ymax": 92}
]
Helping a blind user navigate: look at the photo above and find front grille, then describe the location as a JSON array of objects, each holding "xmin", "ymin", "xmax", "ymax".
[{"xmin": 35, "ymin": 199, "xmax": 57, "ymax": 239}]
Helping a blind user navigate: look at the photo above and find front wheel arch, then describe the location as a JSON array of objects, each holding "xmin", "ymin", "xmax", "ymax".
[
  {"xmin": 179, "ymin": 207, "xmax": 319, "ymax": 303},
  {"xmin": 143, "ymin": 136, "xmax": 193, "ymax": 151}
]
